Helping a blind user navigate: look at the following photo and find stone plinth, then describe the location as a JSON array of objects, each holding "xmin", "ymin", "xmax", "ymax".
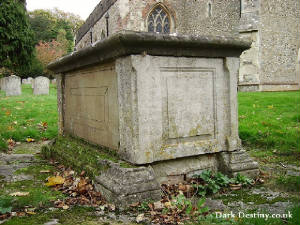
[
  {"xmin": 48, "ymin": 31, "xmax": 259, "ymax": 205},
  {"xmin": 5, "ymin": 75, "xmax": 21, "ymax": 96},
  {"xmin": 33, "ymin": 76, "xmax": 50, "ymax": 95}
]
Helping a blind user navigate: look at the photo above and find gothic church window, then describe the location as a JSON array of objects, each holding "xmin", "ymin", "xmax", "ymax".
[{"xmin": 147, "ymin": 5, "xmax": 170, "ymax": 34}]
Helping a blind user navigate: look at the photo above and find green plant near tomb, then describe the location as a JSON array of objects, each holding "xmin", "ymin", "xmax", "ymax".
[
  {"xmin": 0, "ymin": 196, "xmax": 13, "ymax": 214},
  {"xmin": 230, "ymin": 173, "xmax": 253, "ymax": 186},
  {"xmin": 192, "ymin": 170, "xmax": 253, "ymax": 197}
]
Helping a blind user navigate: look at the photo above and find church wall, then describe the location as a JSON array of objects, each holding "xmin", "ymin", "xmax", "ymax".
[
  {"xmin": 259, "ymin": 0, "xmax": 300, "ymax": 91},
  {"xmin": 76, "ymin": 0, "xmax": 240, "ymax": 50}
]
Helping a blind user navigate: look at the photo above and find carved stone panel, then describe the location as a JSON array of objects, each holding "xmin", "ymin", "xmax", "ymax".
[
  {"xmin": 162, "ymin": 68, "xmax": 216, "ymax": 140},
  {"xmin": 64, "ymin": 63, "xmax": 119, "ymax": 150}
]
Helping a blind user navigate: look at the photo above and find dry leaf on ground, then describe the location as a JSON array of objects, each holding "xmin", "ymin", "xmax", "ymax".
[
  {"xmin": 45, "ymin": 176, "xmax": 65, "ymax": 186},
  {"xmin": 9, "ymin": 192, "xmax": 29, "ymax": 197}
]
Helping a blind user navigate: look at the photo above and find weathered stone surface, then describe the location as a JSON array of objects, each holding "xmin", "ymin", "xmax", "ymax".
[
  {"xmin": 22, "ymin": 77, "xmax": 33, "ymax": 85},
  {"xmin": 94, "ymin": 161, "xmax": 160, "ymax": 207},
  {"xmin": 116, "ymin": 55, "xmax": 242, "ymax": 164},
  {"xmin": 64, "ymin": 63, "xmax": 119, "ymax": 150},
  {"xmin": 0, "ymin": 77, "xmax": 7, "ymax": 91},
  {"xmin": 31, "ymin": 78, "xmax": 35, "ymax": 88},
  {"xmin": 5, "ymin": 75, "xmax": 22, "ymax": 96},
  {"xmin": 218, "ymin": 150, "xmax": 259, "ymax": 178},
  {"xmin": 74, "ymin": 0, "xmax": 300, "ymax": 92},
  {"xmin": 33, "ymin": 76, "xmax": 50, "ymax": 95},
  {"xmin": 75, "ymin": 0, "xmax": 241, "ymax": 50},
  {"xmin": 49, "ymin": 31, "xmax": 258, "ymax": 198},
  {"xmin": 0, "ymin": 153, "xmax": 36, "ymax": 182},
  {"xmin": 48, "ymin": 31, "xmax": 251, "ymax": 74},
  {"xmin": 152, "ymin": 154, "xmax": 218, "ymax": 184}
]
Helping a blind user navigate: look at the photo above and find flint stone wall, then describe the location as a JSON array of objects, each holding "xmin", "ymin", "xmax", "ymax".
[
  {"xmin": 5, "ymin": 75, "xmax": 22, "ymax": 96},
  {"xmin": 76, "ymin": 0, "xmax": 240, "ymax": 50},
  {"xmin": 33, "ymin": 76, "xmax": 50, "ymax": 95},
  {"xmin": 76, "ymin": 0, "xmax": 300, "ymax": 92}
]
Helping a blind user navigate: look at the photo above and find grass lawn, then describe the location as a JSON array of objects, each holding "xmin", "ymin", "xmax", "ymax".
[
  {"xmin": 238, "ymin": 91, "xmax": 300, "ymax": 165},
  {"xmin": 0, "ymin": 84, "xmax": 58, "ymax": 151}
]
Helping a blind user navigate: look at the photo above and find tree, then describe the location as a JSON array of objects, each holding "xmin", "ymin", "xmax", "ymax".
[
  {"xmin": 29, "ymin": 8, "xmax": 84, "ymax": 53},
  {"xmin": 0, "ymin": 0, "xmax": 36, "ymax": 76},
  {"xmin": 35, "ymin": 40, "xmax": 67, "ymax": 77}
]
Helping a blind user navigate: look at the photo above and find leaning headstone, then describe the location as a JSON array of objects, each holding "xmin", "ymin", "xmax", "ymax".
[
  {"xmin": 5, "ymin": 75, "xmax": 21, "ymax": 96},
  {"xmin": 33, "ymin": 76, "xmax": 50, "ymax": 95}
]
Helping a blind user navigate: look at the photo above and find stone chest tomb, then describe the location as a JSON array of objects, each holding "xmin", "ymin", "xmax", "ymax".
[{"xmin": 48, "ymin": 31, "xmax": 259, "ymax": 205}]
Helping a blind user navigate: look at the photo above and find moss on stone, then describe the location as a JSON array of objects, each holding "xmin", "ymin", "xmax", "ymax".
[{"xmin": 41, "ymin": 135, "xmax": 135, "ymax": 179}]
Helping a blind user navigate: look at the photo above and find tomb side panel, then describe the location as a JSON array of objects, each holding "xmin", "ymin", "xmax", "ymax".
[
  {"xmin": 130, "ymin": 55, "xmax": 230, "ymax": 164},
  {"xmin": 64, "ymin": 62, "xmax": 119, "ymax": 150}
]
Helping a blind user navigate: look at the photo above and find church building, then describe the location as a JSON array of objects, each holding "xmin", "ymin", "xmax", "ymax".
[{"xmin": 75, "ymin": 0, "xmax": 300, "ymax": 92}]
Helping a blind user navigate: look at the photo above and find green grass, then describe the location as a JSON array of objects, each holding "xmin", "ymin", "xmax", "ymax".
[
  {"xmin": 238, "ymin": 91, "xmax": 300, "ymax": 165},
  {"xmin": 2, "ymin": 206, "xmax": 98, "ymax": 225},
  {"xmin": 0, "ymin": 163, "xmax": 64, "ymax": 211},
  {"xmin": 0, "ymin": 84, "xmax": 58, "ymax": 151},
  {"xmin": 276, "ymin": 175, "xmax": 300, "ymax": 193}
]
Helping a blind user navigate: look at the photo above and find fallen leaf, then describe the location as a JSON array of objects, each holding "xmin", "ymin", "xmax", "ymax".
[
  {"xmin": 136, "ymin": 214, "xmax": 145, "ymax": 223},
  {"xmin": 5, "ymin": 111, "xmax": 11, "ymax": 116},
  {"xmin": 40, "ymin": 170, "xmax": 51, "ymax": 173},
  {"xmin": 9, "ymin": 192, "xmax": 29, "ymax": 197},
  {"xmin": 26, "ymin": 138, "xmax": 35, "ymax": 143},
  {"xmin": 130, "ymin": 202, "xmax": 140, "ymax": 207},
  {"xmin": 62, "ymin": 205, "xmax": 69, "ymax": 210},
  {"xmin": 45, "ymin": 176, "xmax": 65, "ymax": 186},
  {"xmin": 153, "ymin": 201, "xmax": 164, "ymax": 210}
]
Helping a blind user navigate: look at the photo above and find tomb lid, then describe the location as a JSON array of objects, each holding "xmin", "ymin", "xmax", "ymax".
[{"xmin": 48, "ymin": 31, "xmax": 251, "ymax": 73}]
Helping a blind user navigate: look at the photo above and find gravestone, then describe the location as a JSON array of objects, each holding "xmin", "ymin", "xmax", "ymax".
[
  {"xmin": 0, "ymin": 77, "xmax": 7, "ymax": 91},
  {"xmin": 5, "ymin": 75, "xmax": 22, "ymax": 96},
  {"xmin": 51, "ymin": 79, "xmax": 56, "ymax": 85},
  {"xmin": 48, "ymin": 31, "xmax": 259, "ymax": 205},
  {"xmin": 22, "ymin": 77, "xmax": 33, "ymax": 85},
  {"xmin": 33, "ymin": 76, "xmax": 50, "ymax": 95},
  {"xmin": 31, "ymin": 78, "xmax": 35, "ymax": 88}
]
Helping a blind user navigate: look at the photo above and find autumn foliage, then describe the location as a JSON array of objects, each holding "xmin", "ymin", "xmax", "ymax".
[{"xmin": 35, "ymin": 40, "xmax": 67, "ymax": 74}]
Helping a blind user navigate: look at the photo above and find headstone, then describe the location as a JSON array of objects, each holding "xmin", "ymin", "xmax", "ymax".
[
  {"xmin": 33, "ymin": 76, "xmax": 50, "ymax": 95},
  {"xmin": 31, "ymin": 78, "xmax": 35, "ymax": 88},
  {"xmin": 22, "ymin": 77, "xmax": 33, "ymax": 85},
  {"xmin": 27, "ymin": 77, "xmax": 33, "ymax": 84},
  {"xmin": 5, "ymin": 75, "xmax": 22, "ymax": 96},
  {"xmin": 0, "ymin": 78, "xmax": 4, "ymax": 90},
  {"xmin": 51, "ymin": 79, "xmax": 56, "ymax": 84}
]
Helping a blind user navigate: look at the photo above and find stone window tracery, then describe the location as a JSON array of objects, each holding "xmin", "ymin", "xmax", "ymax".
[{"xmin": 147, "ymin": 5, "xmax": 170, "ymax": 34}]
